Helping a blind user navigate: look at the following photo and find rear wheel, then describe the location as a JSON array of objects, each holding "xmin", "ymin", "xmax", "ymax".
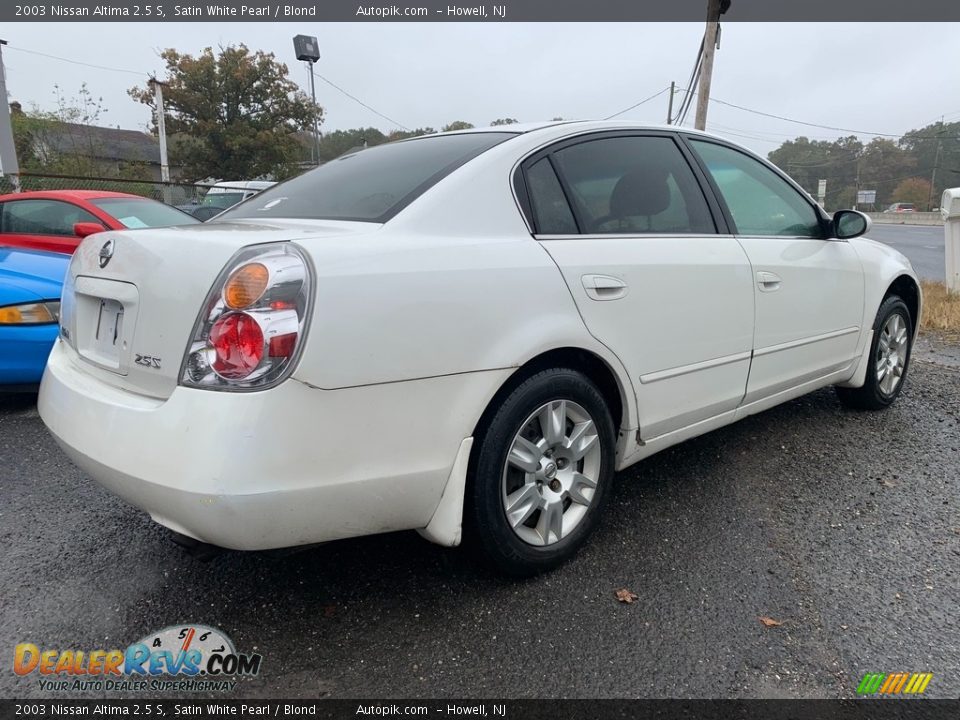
[
  {"xmin": 466, "ymin": 368, "xmax": 616, "ymax": 576},
  {"xmin": 836, "ymin": 296, "xmax": 913, "ymax": 410}
]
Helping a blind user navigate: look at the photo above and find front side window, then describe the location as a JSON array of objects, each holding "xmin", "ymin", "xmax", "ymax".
[
  {"xmin": 0, "ymin": 199, "xmax": 100, "ymax": 236},
  {"xmin": 689, "ymin": 140, "xmax": 823, "ymax": 238},
  {"xmin": 221, "ymin": 132, "xmax": 517, "ymax": 224},
  {"xmin": 548, "ymin": 135, "xmax": 716, "ymax": 235}
]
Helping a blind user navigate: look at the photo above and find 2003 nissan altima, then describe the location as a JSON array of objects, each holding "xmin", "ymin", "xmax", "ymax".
[{"xmin": 38, "ymin": 121, "xmax": 921, "ymax": 575}]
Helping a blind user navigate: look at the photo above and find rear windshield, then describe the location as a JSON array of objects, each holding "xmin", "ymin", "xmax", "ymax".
[
  {"xmin": 90, "ymin": 198, "xmax": 199, "ymax": 228},
  {"xmin": 220, "ymin": 132, "xmax": 517, "ymax": 223}
]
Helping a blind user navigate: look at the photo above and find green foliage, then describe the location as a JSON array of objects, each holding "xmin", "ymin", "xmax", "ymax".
[
  {"xmin": 768, "ymin": 120, "xmax": 960, "ymax": 210},
  {"xmin": 442, "ymin": 121, "xmax": 475, "ymax": 132},
  {"xmin": 490, "ymin": 118, "xmax": 519, "ymax": 126},
  {"xmin": 891, "ymin": 177, "xmax": 933, "ymax": 208},
  {"xmin": 314, "ymin": 126, "xmax": 436, "ymax": 161},
  {"xmin": 130, "ymin": 44, "xmax": 322, "ymax": 181}
]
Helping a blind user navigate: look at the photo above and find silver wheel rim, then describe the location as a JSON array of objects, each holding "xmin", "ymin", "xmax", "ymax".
[
  {"xmin": 876, "ymin": 312, "xmax": 909, "ymax": 395},
  {"xmin": 501, "ymin": 399, "xmax": 602, "ymax": 547}
]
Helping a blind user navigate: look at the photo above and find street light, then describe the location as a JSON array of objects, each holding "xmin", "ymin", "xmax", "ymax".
[{"xmin": 293, "ymin": 34, "xmax": 321, "ymax": 166}]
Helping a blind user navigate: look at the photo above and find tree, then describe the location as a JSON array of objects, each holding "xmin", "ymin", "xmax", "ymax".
[
  {"xmin": 442, "ymin": 121, "xmax": 474, "ymax": 132},
  {"xmin": 130, "ymin": 45, "xmax": 322, "ymax": 181},
  {"xmin": 901, "ymin": 120, "xmax": 960, "ymax": 208},
  {"xmin": 890, "ymin": 177, "xmax": 932, "ymax": 209},
  {"xmin": 490, "ymin": 118, "xmax": 518, "ymax": 126}
]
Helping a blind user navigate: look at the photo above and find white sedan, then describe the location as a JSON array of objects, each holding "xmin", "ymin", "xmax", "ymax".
[{"xmin": 38, "ymin": 122, "xmax": 921, "ymax": 575}]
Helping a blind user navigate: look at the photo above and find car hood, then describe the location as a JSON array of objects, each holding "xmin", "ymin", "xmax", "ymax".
[{"xmin": 0, "ymin": 247, "xmax": 70, "ymax": 304}]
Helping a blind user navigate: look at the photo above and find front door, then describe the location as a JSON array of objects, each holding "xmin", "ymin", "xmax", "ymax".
[
  {"xmin": 520, "ymin": 132, "xmax": 755, "ymax": 440},
  {"xmin": 686, "ymin": 138, "xmax": 865, "ymax": 403}
]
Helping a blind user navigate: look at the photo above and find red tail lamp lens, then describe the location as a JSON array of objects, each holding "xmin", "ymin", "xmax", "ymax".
[
  {"xmin": 268, "ymin": 333, "xmax": 298, "ymax": 358},
  {"xmin": 209, "ymin": 312, "xmax": 264, "ymax": 378}
]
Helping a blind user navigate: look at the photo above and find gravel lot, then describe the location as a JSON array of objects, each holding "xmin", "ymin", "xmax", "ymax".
[{"xmin": 1, "ymin": 340, "xmax": 957, "ymax": 700}]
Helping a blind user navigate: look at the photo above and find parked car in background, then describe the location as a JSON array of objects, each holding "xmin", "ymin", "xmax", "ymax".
[
  {"xmin": 1, "ymin": 247, "xmax": 69, "ymax": 390},
  {"xmin": 882, "ymin": 202, "xmax": 916, "ymax": 213},
  {"xmin": 0, "ymin": 190, "xmax": 199, "ymax": 254},
  {"xmin": 38, "ymin": 122, "xmax": 921, "ymax": 574},
  {"xmin": 191, "ymin": 181, "xmax": 277, "ymax": 220}
]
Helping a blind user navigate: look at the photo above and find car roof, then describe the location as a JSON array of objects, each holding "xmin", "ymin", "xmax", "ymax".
[
  {"xmin": 438, "ymin": 119, "xmax": 717, "ymax": 137},
  {"xmin": 0, "ymin": 189, "xmax": 146, "ymax": 203}
]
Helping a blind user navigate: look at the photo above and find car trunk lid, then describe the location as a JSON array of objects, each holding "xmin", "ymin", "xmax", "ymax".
[{"xmin": 59, "ymin": 219, "xmax": 377, "ymax": 399}]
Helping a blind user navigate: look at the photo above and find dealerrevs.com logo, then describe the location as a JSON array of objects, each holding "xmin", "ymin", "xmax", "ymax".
[{"xmin": 13, "ymin": 624, "xmax": 262, "ymax": 693}]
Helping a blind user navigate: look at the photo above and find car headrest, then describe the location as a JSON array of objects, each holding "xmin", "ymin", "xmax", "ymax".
[{"xmin": 609, "ymin": 168, "xmax": 671, "ymax": 219}]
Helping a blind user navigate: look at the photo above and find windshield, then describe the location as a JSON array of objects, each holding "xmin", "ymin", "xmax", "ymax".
[
  {"xmin": 220, "ymin": 132, "xmax": 517, "ymax": 223},
  {"xmin": 202, "ymin": 192, "xmax": 248, "ymax": 208},
  {"xmin": 90, "ymin": 198, "xmax": 199, "ymax": 228}
]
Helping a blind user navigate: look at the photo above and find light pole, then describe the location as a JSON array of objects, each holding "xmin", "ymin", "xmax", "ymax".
[{"xmin": 293, "ymin": 34, "xmax": 321, "ymax": 166}]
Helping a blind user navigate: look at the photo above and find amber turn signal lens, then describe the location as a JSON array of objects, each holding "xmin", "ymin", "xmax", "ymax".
[
  {"xmin": 223, "ymin": 263, "xmax": 269, "ymax": 309},
  {"xmin": 0, "ymin": 302, "xmax": 57, "ymax": 324}
]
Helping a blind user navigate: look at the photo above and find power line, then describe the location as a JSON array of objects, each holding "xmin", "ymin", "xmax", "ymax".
[
  {"xmin": 5, "ymin": 44, "xmax": 148, "ymax": 77},
  {"xmin": 672, "ymin": 37, "xmax": 703, "ymax": 126},
  {"xmin": 603, "ymin": 86, "xmax": 671, "ymax": 121},
  {"xmin": 707, "ymin": 95, "xmax": 960, "ymax": 140},
  {"xmin": 311, "ymin": 70, "xmax": 410, "ymax": 131}
]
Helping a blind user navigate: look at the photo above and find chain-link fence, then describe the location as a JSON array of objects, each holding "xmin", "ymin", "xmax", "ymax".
[{"xmin": 0, "ymin": 172, "xmax": 236, "ymax": 210}]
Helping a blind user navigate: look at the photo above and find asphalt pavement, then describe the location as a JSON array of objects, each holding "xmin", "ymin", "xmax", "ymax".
[
  {"xmin": 867, "ymin": 224, "xmax": 945, "ymax": 282},
  {"xmin": 1, "ymin": 347, "xmax": 958, "ymax": 700}
]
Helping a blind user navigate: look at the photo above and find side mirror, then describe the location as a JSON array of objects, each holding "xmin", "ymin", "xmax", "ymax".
[
  {"xmin": 74, "ymin": 221, "xmax": 106, "ymax": 239},
  {"xmin": 833, "ymin": 210, "xmax": 871, "ymax": 240}
]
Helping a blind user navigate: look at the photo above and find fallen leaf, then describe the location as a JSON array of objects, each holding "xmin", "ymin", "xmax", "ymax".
[
  {"xmin": 615, "ymin": 588, "xmax": 639, "ymax": 604},
  {"xmin": 759, "ymin": 616, "xmax": 783, "ymax": 628}
]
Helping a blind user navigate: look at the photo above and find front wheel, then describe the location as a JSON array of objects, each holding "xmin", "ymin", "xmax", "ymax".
[
  {"xmin": 836, "ymin": 295, "xmax": 913, "ymax": 410},
  {"xmin": 465, "ymin": 368, "xmax": 616, "ymax": 576}
]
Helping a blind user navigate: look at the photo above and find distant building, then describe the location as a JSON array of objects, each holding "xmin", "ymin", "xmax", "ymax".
[{"xmin": 10, "ymin": 101, "xmax": 180, "ymax": 181}]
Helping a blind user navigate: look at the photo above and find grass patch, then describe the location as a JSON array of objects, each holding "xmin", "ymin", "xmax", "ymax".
[{"xmin": 920, "ymin": 281, "xmax": 960, "ymax": 337}]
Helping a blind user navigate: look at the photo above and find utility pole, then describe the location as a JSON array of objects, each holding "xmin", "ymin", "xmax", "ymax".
[
  {"xmin": 929, "ymin": 116, "xmax": 944, "ymax": 211},
  {"xmin": 149, "ymin": 78, "xmax": 171, "ymax": 203},
  {"xmin": 666, "ymin": 81, "xmax": 675, "ymax": 125},
  {"xmin": 0, "ymin": 39, "xmax": 21, "ymax": 190},
  {"xmin": 694, "ymin": 0, "xmax": 728, "ymax": 131}
]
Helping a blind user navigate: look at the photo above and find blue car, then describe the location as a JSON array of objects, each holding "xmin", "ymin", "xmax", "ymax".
[{"xmin": 0, "ymin": 247, "xmax": 69, "ymax": 391}]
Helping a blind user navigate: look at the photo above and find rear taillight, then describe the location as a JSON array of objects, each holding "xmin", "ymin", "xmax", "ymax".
[{"xmin": 180, "ymin": 243, "xmax": 313, "ymax": 391}]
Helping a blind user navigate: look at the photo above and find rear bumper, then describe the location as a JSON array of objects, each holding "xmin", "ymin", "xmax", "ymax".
[{"xmin": 39, "ymin": 339, "xmax": 508, "ymax": 550}]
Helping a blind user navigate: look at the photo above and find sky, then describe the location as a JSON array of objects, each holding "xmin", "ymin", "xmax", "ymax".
[{"xmin": 2, "ymin": 22, "xmax": 959, "ymax": 157}]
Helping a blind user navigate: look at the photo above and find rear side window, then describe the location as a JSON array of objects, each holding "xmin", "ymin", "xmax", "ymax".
[
  {"xmin": 549, "ymin": 135, "xmax": 715, "ymax": 235},
  {"xmin": 526, "ymin": 158, "xmax": 578, "ymax": 234},
  {"xmin": 221, "ymin": 132, "xmax": 517, "ymax": 223},
  {"xmin": 0, "ymin": 199, "xmax": 99, "ymax": 236}
]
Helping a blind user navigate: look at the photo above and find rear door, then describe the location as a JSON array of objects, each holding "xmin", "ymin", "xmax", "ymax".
[
  {"xmin": 518, "ymin": 132, "xmax": 755, "ymax": 440},
  {"xmin": 685, "ymin": 137, "xmax": 864, "ymax": 403},
  {"xmin": 0, "ymin": 198, "xmax": 100, "ymax": 254}
]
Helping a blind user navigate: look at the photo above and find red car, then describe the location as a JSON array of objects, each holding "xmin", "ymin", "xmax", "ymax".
[{"xmin": 0, "ymin": 190, "xmax": 199, "ymax": 254}]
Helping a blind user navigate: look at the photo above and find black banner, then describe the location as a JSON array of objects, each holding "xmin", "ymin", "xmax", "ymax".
[
  {"xmin": 3, "ymin": 700, "xmax": 960, "ymax": 720},
  {"xmin": 3, "ymin": 0, "xmax": 960, "ymax": 23}
]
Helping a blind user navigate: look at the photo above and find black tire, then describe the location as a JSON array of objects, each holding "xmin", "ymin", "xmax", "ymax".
[
  {"xmin": 836, "ymin": 295, "xmax": 913, "ymax": 411},
  {"xmin": 465, "ymin": 368, "xmax": 616, "ymax": 576}
]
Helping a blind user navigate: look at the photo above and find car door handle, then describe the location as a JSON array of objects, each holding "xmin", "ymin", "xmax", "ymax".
[
  {"xmin": 581, "ymin": 274, "xmax": 628, "ymax": 301},
  {"xmin": 756, "ymin": 271, "xmax": 782, "ymax": 292}
]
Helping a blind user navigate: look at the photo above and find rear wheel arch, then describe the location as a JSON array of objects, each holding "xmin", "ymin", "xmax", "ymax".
[{"xmin": 470, "ymin": 347, "xmax": 628, "ymax": 445}]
